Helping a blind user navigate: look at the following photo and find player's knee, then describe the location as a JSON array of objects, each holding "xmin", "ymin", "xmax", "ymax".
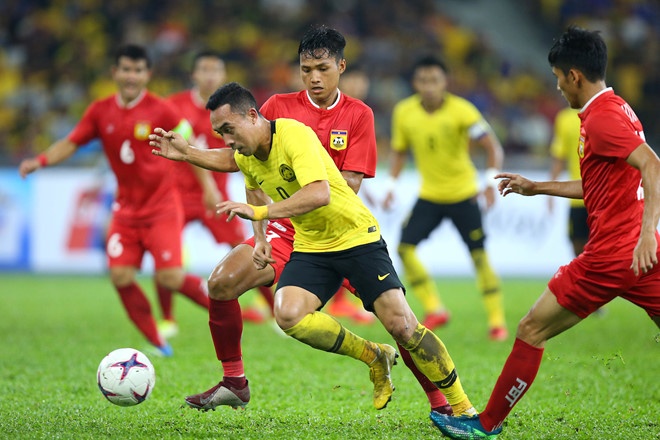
[
  {"xmin": 110, "ymin": 268, "xmax": 135, "ymax": 288},
  {"xmin": 154, "ymin": 269, "xmax": 184, "ymax": 291},
  {"xmin": 207, "ymin": 270, "xmax": 240, "ymax": 301},
  {"xmin": 515, "ymin": 314, "xmax": 545, "ymax": 347}
]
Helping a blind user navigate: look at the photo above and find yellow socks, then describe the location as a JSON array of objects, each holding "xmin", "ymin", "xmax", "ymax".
[
  {"xmin": 398, "ymin": 243, "xmax": 444, "ymax": 313},
  {"xmin": 401, "ymin": 323, "xmax": 473, "ymax": 414},
  {"xmin": 284, "ymin": 311, "xmax": 378, "ymax": 364},
  {"xmin": 471, "ymin": 248, "xmax": 506, "ymax": 329}
]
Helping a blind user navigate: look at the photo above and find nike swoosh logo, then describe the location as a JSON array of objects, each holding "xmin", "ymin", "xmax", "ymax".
[
  {"xmin": 378, "ymin": 273, "xmax": 390, "ymax": 281},
  {"xmin": 258, "ymin": 180, "xmax": 264, "ymax": 185}
]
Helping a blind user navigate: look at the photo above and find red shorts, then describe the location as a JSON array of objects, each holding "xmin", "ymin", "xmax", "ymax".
[
  {"xmin": 106, "ymin": 215, "xmax": 183, "ymax": 270},
  {"xmin": 243, "ymin": 220, "xmax": 295, "ymax": 285},
  {"xmin": 183, "ymin": 202, "xmax": 246, "ymax": 247},
  {"xmin": 548, "ymin": 251, "xmax": 660, "ymax": 319}
]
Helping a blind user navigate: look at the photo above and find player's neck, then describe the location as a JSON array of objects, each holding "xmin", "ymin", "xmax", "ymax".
[
  {"xmin": 578, "ymin": 81, "xmax": 608, "ymax": 109},
  {"xmin": 253, "ymin": 119, "xmax": 274, "ymax": 161},
  {"xmin": 420, "ymin": 95, "xmax": 444, "ymax": 113},
  {"xmin": 307, "ymin": 89, "xmax": 340, "ymax": 110}
]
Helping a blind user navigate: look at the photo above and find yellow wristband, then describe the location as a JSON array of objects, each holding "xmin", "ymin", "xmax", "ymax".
[{"xmin": 249, "ymin": 204, "xmax": 269, "ymax": 221}]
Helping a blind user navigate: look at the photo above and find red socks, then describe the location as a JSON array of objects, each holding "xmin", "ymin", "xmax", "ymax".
[
  {"xmin": 397, "ymin": 342, "xmax": 449, "ymax": 410},
  {"xmin": 209, "ymin": 298, "xmax": 244, "ymax": 367},
  {"xmin": 480, "ymin": 338, "xmax": 544, "ymax": 431},
  {"xmin": 155, "ymin": 283, "xmax": 174, "ymax": 321},
  {"xmin": 179, "ymin": 274, "xmax": 210, "ymax": 309},
  {"xmin": 116, "ymin": 283, "xmax": 163, "ymax": 347}
]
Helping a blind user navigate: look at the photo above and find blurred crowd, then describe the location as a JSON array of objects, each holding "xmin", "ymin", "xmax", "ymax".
[{"xmin": 0, "ymin": 0, "xmax": 658, "ymax": 166}]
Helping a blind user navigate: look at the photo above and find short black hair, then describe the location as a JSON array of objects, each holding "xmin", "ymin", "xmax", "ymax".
[
  {"xmin": 206, "ymin": 82, "xmax": 257, "ymax": 113},
  {"xmin": 298, "ymin": 25, "xmax": 346, "ymax": 62},
  {"xmin": 412, "ymin": 55, "xmax": 449, "ymax": 75},
  {"xmin": 548, "ymin": 25, "xmax": 607, "ymax": 82},
  {"xmin": 192, "ymin": 50, "xmax": 223, "ymax": 70},
  {"xmin": 114, "ymin": 44, "xmax": 151, "ymax": 68}
]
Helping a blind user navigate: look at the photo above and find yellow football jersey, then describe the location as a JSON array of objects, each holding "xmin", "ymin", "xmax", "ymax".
[
  {"xmin": 391, "ymin": 93, "xmax": 486, "ymax": 203},
  {"xmin": 550, "ymin": 107, "xmax": 583, "ymax": 207},
  {"xmin": 235, "ymin": 118, "xmax": 380, "ymax": 252}
]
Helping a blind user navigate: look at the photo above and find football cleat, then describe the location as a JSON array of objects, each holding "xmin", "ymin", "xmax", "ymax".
[
  {"xmin": 488, "ymin": 326, "xmax": 508, "ymax": 342},
  {"xmin": 430, "ymin": 412, "xmax": 502, "ymax": 439},
  {"xmin": 157, "ymin": 320, "xmax": 179, "ymax": 340},
  {"xmin": 185, "ymin": 380, "xmax": 250, "ymax": 411},
  {"xmin": 369, "ymin": 343, "xmax": 398, "ymax": 410},
  {"xmin": 431, "ymin": 404, "xmax": 454, "ymax": 416},
  {"xmin": 422, "ymin": 310, "xmax": 450, "ymax": 330},
  {"xmin": 146, "ymin": 342, "xmax": 173, "ymax": 358}
]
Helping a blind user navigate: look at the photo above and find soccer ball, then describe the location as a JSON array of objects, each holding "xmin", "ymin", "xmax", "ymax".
[{"xmin": 97, "ymin": 348, "xmax": 156, "ymax": 406}]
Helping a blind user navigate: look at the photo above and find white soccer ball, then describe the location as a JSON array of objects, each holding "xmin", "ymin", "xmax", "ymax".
[{"xmin": 97, "ymin": 348, "xmax": 156, "ymax": 406}]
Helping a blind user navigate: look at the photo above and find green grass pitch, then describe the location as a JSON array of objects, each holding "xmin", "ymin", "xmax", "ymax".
[{"xmin": 1, "ymin": 274, "xmax": 658, "ymax": 439}]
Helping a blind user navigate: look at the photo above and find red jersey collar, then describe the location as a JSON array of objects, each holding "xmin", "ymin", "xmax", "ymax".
[
  {"xmin": 580, "ymin": 87, "xmax": 613, "ymax": 113},
  {"xmin": 305, "ymin": 89, "xmax": 342, "ymax": 110},
  {"xmin": 115, "ymin": 89, "xmax": 147, "ymax": 109}
]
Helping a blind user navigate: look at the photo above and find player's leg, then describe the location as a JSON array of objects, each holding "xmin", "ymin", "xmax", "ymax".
[
  {"xmin": 451, "ymin": 198, "xmax": 507, "ymax": 340},
  {"xmin": 372, "ymin": 287, "xmax": 476, "ymax": 416},
  {"xmin": 106, "ymin": 221, "xmax": 170, "ymax": 355},
  {"xmin": 276, "ymin": 254, "xmax": 397, "ymax": 410},
  {"xmin": 185, "ymin": 241, "xmax": 281, "ymax": 411},
  {"xmin": 398, "ymin": 199, "xmax": 448, "ymax": 329}
]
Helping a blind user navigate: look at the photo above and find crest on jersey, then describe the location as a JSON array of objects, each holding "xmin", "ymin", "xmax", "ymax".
[
  {"xmin": 578, "ymin": 136, "xmax": 585, "ymax": 158},
  {"xmin": 279, "ymin": 164, "xmax": 296, "ymax": 182},
  {"xmin": 330, "ymin": 129, "xmax": 348, "ymax": 151},
  {"xmin": 134, "ymin": 122, "xmax": 151, "ymax": 140}
]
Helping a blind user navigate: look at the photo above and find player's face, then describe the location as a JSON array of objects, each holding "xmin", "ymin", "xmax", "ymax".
[
  {"xmin": 300, "ymin": 51, "xmax": 345, "ymax": 108},
  {"xmin": 112, "ymin": 57, "xmax": 151, "ymax": 103},
  {"xmin": 210, "ymin": 104, "xmax": 259, "ymax": 156},
  {"xmin": 192, "ymin": 57, "xmax": 226, "ymax": 97},
  {"xmin": 552, "ymin": 66, "xmax": 580, "ymax": 109},
  {"xmin": 413, "ymin": 66, "xmax": 447, "ymax": 107}
]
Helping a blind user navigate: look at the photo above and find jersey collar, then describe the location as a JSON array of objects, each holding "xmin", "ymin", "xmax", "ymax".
[
  {"xmin": 116, "ymin": 89, "xmax": 147, "ymax": 109},
  {"xmin": 305, "ymin": 89, "xmax": 341, "ymax": 110},
  {"xmin": 580, "ymin": 87, "xmax": 613, "ymax": 113}
]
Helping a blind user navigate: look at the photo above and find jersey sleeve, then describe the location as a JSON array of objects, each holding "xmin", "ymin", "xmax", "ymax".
[
  {"xmin": 587, "ymin": 108, "xmax": 645, "ymax": 159},
  {"xmin": 340, "ymin": 105, "xmax": 377, "ymax": 178},
  {"xmin": 68, "ymin": 102, "xmax": 100, "ymax": 146}
]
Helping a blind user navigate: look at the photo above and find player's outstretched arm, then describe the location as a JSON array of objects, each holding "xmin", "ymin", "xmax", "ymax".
[
  {"xmin": 627, "ymin": 143, "xmax": 660, "ymax": 275},
  {"xmin": 497, "ymin": 172, "xmax": 583, "ymax": 199},
  {"xmin": 150, "ymin": 127, "xmax": 239, "ymax": 173},
  {"xmin": 18, "ymin": 138, "xmax": 78, "ymax": 178}
]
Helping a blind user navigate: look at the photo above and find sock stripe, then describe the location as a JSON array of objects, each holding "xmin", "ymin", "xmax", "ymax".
[
  {"xmin": 434, "ymin": 369, "xmax": 458, "ymax": 389},
  {"xmin": 328, "ymin": 326, "xmax": 345, "ymax": 353}
]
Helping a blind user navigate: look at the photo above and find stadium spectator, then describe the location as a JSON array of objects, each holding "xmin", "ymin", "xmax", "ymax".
[
  {"xmin": 431, "ymin": 26, "xmax": 660, "ymax": 439},
  {"xmin": 18, "ymin": 44, "xmax": 210, "ymax": 357}
]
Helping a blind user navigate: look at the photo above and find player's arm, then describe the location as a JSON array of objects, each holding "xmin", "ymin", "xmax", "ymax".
[
  {"xmin": 627, "ymin": 143, "xmax": 660, "ymax": 275},
  {"xmin": 18, "ymin": 138, "xmax": 79, "ymax": 178},
  {"xmin": 150, "ymin": 127, "xmax": 239, "ymax": 172},
  {"xmin": 496, "ymin": 172, "xmax": 583, "ymax": 199},
  {"xmin": 471, "ymin": 122, "xmax": 504, "ymax": 209},
  {"xmin": 245, "ymin": 187, "xmax": 275, "ymax": 269},
  {"xmin": 218, "ymin": 180, "xmax": 330, "ymax": 222},
  {"xmin": 382, "ymin": 149, "xmax": 407, "ymax": 210},
  {"xmin": 341, "ymin": 170, "xmax": 364, "ymax": 194}
]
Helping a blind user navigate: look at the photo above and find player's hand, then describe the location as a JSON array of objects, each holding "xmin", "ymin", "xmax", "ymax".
[
  {"xmin": 382, "ymin": 191, "xmax": 395, "ymax": 211},
  {"xmin": 631, "ymin": 232, "xmax": 658, "ymax": 276},
  {"xmin": 18, "ymin": 158, "xmax": 40, "ymax": 178},
  {"xmin": 252, "ymin": 240, "xmax": 275, "ymax": 270},
  {"xmin": 482, "ymin": 186, "xmax": 497, "ymax": 209},
  {"xmin": 203, "ymin": 187, "xmax": 223, "ymax": 216},
  {"xmin": 496, "ymin": 173, "xmax": 536, "ymax": 197},
  {"xmin": 149, "ymin": 128, "xmax": 189, "ymax": 161},
  {"xmin": 216, "ymin": 200, "xmax": 256, "ymax": 221}
]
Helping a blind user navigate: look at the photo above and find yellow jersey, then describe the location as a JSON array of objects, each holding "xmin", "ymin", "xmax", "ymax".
[
  {"xmin": 391, "ymin": 93, "xmax": 487, "ymax": 203},
  {"xmin": 235, "ymin": 118, "xmax": 380, "ymax": 252},
  {"xmin": 549, "ymin": 107, "xmax": 583, "ymax": 207}
]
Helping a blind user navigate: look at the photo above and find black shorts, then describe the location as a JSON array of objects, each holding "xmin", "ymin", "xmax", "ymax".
[
  {"xmin": 277, "ymin": 237, "xmax": 405, "ymax": 312},
  {"xmin": 568, "ymin": 206, "xmax": 589, "ymax": 242},
  {"xmin": 400, "ymin": 197, "xmax": 485, "ymax": 250}
]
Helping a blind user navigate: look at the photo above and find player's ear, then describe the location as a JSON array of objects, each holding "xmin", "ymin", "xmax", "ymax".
[
  {"xmin": 338, "ymin": 58, "xmax": 346, "ymax": 74},
  {"xmin": 248, "ymin": 107, "xmax": 259, "ymax": 124}
]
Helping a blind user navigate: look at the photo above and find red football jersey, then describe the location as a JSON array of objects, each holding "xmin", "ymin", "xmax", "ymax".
[
  {"xmin": 68, "ymin": 91, "xmax": 184, "ymax": 224},
  {"xmin": 259, "ymin": 90, "xmax": 377, "ymax": 178},
  {"xmin": 167, "ymin": 90, "xmax": 229, "ymax": 200},
  {"xmin": 578, "ymin": 88, "xmax": 651, "ymax": 259}
]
